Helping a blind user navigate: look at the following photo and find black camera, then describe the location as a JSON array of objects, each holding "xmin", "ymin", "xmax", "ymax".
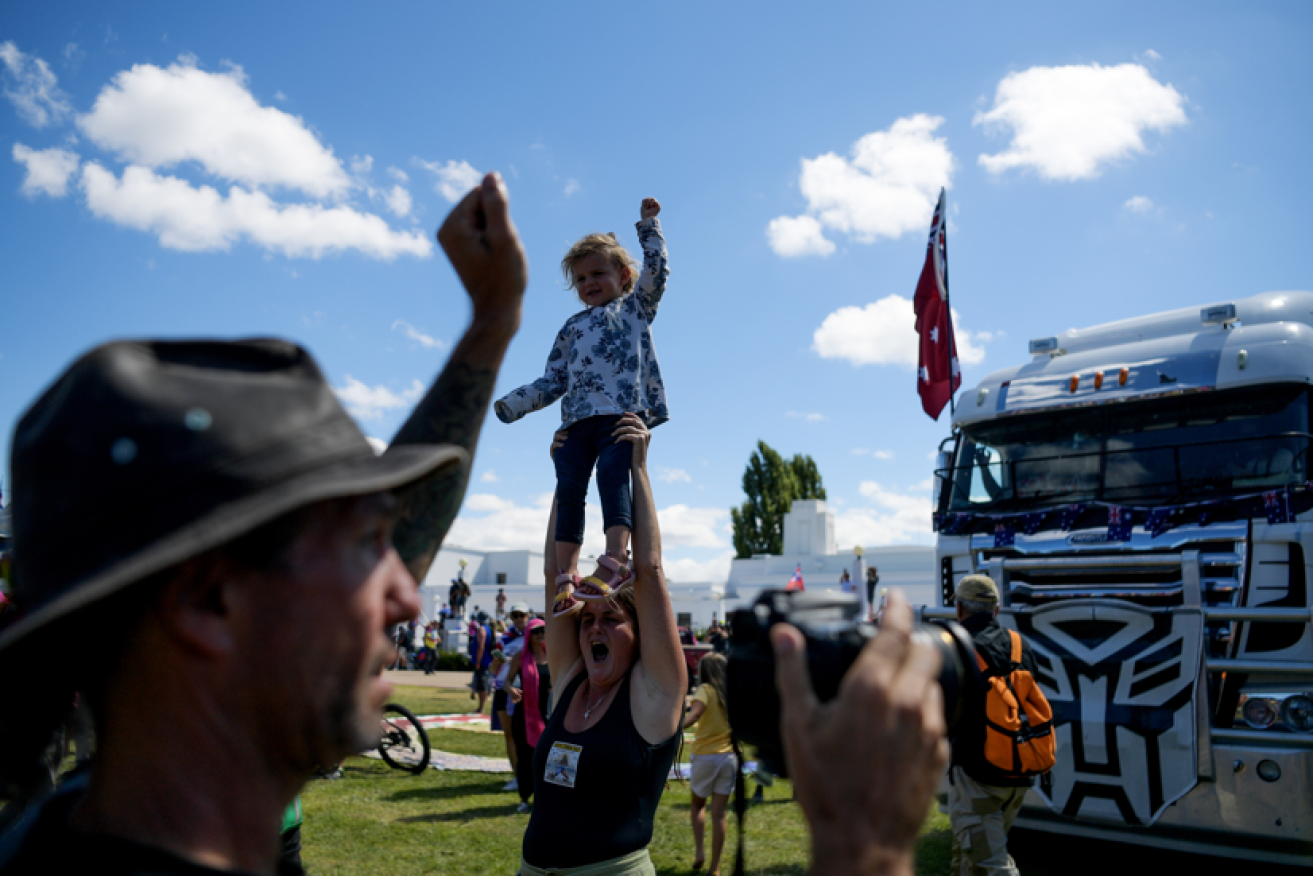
[{"xmin": 726, "ymin": 589, "xmax": 980, "ymax": 778}]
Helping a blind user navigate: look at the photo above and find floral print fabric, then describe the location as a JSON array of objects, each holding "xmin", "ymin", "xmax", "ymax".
[{"xmin": 495, "ymin": 217, "xmax": 670, "ymax": 429}]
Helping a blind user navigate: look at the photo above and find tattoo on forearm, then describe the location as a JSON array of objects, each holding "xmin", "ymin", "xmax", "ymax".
[{"xmin": 392, "ymin": 362, "xmax": 496, "ymax": 580}]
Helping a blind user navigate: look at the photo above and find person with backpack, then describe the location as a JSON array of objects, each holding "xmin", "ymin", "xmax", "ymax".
[{"xmin": 948, "ymin": 574, "xmax": 1055, "ymax": 876}]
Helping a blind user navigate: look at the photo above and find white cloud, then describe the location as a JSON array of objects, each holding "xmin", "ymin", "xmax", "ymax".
[
  {"xmin": 480, "ymin": 470, "xmax": 499, "ymax": 483},
  {"xmin": 872, "ymin": 450, "xmax": 894, "ymax": 460},
  {"xmin": 1140, "ymin": 49, "xmax": 1162, "ymax": 62},
  {"xmin": 365, "ymin": 436, "xmax": 388, "ymax": 455},
  {"xmin": 768, "ymin": 114, "xmax": 954, "ymax": 257},
  {"xmin": 350, "ymin": 154, "xmax": 374, "ymax": 176},
  {"xmin": 12, "ymin": 144, "xmax": 79, "ymax": 197},
  {"xmin": 787, "ymin": 411, "xmax": 827, "ymax": 423},
  {"xmin": 78, "ymin": 58, "xmax": 352, "ymax": 198},
  {"xmin": 1123, "ymin": 195, "xmax": 1154, "ymax": 214},
  {"xmin": 0, "ymin": 41, "xmax": 71, "ymax": 128},
  {"xmin": 812, "ymin": 294, "xmax": 987, "ymax": 368},
  {"xmin": 666, "ymin": 550, "xmax": 735, "ymax": 584},
  {"xmin": 387, "ymin": 167, "xmax": 408, "ymax": 183},
  {"xmin": 656, "ymin": 505, "xmax": 731, "ymax": 549},
  {"xmin": 832, "ymin": 480, "xmax": 935, "ymax": 546},
  {"xmin": 766, "ymin": 215, "xmax": 834, "ymax": 258},
  {"xmin": 564, "ymin": 178, "xmax": 580, "ymax": 197},
  {"xmin": 975, "ymin": 63, "xmax": 1187, "ymax": 181},
  {"xmin": 417, "ymin": 158, "xmax": 481, "ymax": 202},
  {"xmin": 383, "ymin": 185, "xmax": 412, "ymax": 218},
  {"xmin": 391, "ymin": 319, "xmax": 444, "ymax": 349},
  {"xmin": 79, "ymin": 163, "xmax": 432, "ymax": 259},
  {"xmin": 657, "ymin": 467, "xmax": 692, "ymax": 483},
  {"xmin": 332, "ymin": 376, "xmax": 423, "ymax": 420}
]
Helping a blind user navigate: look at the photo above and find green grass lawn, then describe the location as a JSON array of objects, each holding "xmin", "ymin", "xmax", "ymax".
[{"xmin": 300, "ymin": 685, "xmax": 1297, "ymax": 875}]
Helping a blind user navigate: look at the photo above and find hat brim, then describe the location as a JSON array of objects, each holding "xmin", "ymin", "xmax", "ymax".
[{"xmin": 0, "ymin": 443, "xmax": 467, "ymax": 653}]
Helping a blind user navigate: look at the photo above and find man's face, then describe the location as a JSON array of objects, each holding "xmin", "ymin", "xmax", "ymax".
[
  {"xmin": 251, "ymin": 491, "xmax": 419, "ymax": 770},
  {"xmin": 510, "ymin": 609, "xmax": 528, "ymax": 632}
]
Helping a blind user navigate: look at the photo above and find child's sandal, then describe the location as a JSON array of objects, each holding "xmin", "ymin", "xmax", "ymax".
[
  {"xmin": 575, "ymin": 552, "xmax": 635, "ymax": 601},
  {"xmin": 551, "ymin": 572, "xmax": 582, "ymax": 617}
]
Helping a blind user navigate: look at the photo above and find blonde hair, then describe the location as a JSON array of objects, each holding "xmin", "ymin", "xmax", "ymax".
[{"xmin": 561, "ymin": 233, "xmax": 640, "ymax": 300}]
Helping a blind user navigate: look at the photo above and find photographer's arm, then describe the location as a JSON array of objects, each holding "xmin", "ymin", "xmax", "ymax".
[
  {"xmin": 391, "ymin": 173, "xmax": 526, "ymax": 584},
  {"xmin": 773, "ymin": 591, "xmax": 948, "ymax": 876}
]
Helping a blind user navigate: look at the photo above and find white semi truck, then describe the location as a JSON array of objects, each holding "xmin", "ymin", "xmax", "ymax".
[{"xmin": 931, "ymin": 291, "xmax": 1313, "ymax": 864}]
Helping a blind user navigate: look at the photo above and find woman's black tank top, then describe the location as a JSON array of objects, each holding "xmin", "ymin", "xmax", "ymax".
[{"xmin": 521, "ymin": 669, "xmax": 679, "ymax": 868}]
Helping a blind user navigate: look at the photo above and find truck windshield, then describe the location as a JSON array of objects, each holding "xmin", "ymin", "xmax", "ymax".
[{"xmin": 946, "ymin": 384, "xmax": 1311, "ymax": 512}]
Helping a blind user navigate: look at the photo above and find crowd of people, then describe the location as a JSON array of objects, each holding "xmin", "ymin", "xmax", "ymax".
[{"xmin": 0, "ymin": 173, "xmax": 1018, "ymax": 876}]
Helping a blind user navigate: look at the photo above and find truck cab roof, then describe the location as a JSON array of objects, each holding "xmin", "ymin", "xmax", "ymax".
[{"xmin": 955, "ymin": 290, "xmax": 1313, "ymax": 428}]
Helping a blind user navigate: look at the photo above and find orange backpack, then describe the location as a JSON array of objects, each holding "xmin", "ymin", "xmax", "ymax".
[{"xmin": 976, "ymin": 629, "xmax": 1056, "ymax": 778}]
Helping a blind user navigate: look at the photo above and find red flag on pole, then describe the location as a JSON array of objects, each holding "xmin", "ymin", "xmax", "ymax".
[{"xmin": 913, "ymin": 188, "xmax": 960, "ymax": 420}]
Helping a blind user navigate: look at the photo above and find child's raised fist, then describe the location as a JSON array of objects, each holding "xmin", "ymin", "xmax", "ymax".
[{"xmin": 640, "ymin": 197, "xmax": 661, "ymax": 220}]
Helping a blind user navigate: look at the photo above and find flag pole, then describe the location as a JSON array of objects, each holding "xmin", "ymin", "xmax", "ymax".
[{"xmin": 941, "ymin": 188, "xmax": 955, "ymax": 416}]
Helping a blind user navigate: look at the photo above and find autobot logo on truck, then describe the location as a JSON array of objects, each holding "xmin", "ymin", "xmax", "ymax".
[{"xmin": 1010, "ymin": 603, "xmax": 1203, "ymax": 825}]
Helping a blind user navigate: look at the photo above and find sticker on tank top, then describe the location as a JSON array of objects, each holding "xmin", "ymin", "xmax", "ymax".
[{"xmin": 544, "ymin": 742, "xmax": 582, "ymax": 788}]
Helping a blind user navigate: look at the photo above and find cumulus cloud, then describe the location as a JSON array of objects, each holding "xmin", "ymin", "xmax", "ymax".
[
  {"xmin": 812, "ymin": 294, "xmax": 987, "ymax": 368},
  {"xmin": 332, "ymin": 376, "xmax": 423, "ymax": 420},
  {"xmin": 365, "ymin": 436, "xmax": 388, "ymax": 455},
  {"xmin": 480, "ymin": 470, "xmax": 498, "ymax": 483},
  {"xmin": 12, "ymin": 144, "xmax": 79, "ymax": 197},
  {"xmin": 766, "ymin": 215, "xmax": 835, "ymax": 258},
  {"xmin": 445, "ymin": 495, "xmax": 730, "ymax": 560},
  {"xmin": 768, "ymin": 114, "xmax": 954, "ymax": 257},
  {"xmin": 0, "ymin": 41, "xmax": 71, "ymax": 128},
  {"xmin": 391, "ymin": 319, "xmax": 444, "ymax": 349},
  {"xmin": 657, "ymin": 467, "xmax": 691, "ymax": 483},
  {"xmin": 79, "ymin": 163, "xmax": 431, "ymax": 259},
  {"xmin": 417, "ymin": 158, "xmax": 481, "ymax": 202},
  {"xmin": 831, "ymin": 479, "xmax": 935, "ymax": 546},
  {"xmin": 382, "ymin": 185, "xmax": 412, "ymax": 218},
  {"xmin": 78, "ymin": 58, "xmax": 352, "ymax": 197},
  {"xmin": 666, "ymin": 551, "xmax": 736, "ymax": 584},
  {"xmin": 1123, "ymin": 195, "xmax": 1154, "ymax": 214},
  {"xmin": 975, "ymin": 63, "xmax": 1187, "ymax": 181}
]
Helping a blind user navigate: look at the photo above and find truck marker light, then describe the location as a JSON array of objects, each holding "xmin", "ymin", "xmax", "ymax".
[
  {"xmin": 1069, "ymin": 375, "xmax": 1080, "ymax": 393},
  {"xmin": 1094, "ymin": 371, "xmax": 1104, "ymax": 390},
  {"xmin": 1238, "ymin": 350, "xmax": 1249, "ymax": 370},
  {"xmin": 977, "ymin": 388, "xmax": 989, "ymax": 407},
  {"xmin": 1119, "ymin": 368, "xmax": 1129, "ymax": 386}
]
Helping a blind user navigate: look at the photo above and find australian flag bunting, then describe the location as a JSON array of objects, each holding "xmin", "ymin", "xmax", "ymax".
[
  {"xmin": 1106, "ymin": 506, "xmax": 1133, "ymax": 541},
  {"xmin": 1146, "ymin": 507, "xmax": 1174, "ymax": 538},
  {"xmin": 993, "ymin": 518, "xmax": 1016, "ymax": 548},
  {"xmin": 1058, "ymin": 503, "xmax": 1087, "ymax": 532},
  {"xmin": 1264, "ymin": 489, "xmax": 1291, "ymax": 525},
  {"xmin": 1022, "ymin": 511, "xmax": 1047, "ymax": 535}
]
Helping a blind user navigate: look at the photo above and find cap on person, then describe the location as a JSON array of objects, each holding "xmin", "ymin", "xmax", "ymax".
[
  {"xmin": 509, "ymin": 601, "xmax": 530, "ymax": 616},
  {"xmin": 954, "ymin": 574, "xmax": 999, "ymax": 605},
  {"xmin": 0, "ymin": 338, "xmax": 468, "ymax": 655}
]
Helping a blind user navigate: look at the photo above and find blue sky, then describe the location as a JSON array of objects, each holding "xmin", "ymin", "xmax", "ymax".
[{"xmin": 2, "ymin": 2, "xmax": 1311, "ymax": 583}]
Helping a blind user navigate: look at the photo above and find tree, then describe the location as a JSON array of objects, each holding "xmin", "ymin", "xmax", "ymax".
[{"xmin": 730, "ymin": 441, "xmax": 827, "ymax": 558}]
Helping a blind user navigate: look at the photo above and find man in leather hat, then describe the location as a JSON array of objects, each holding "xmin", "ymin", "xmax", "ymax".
[{"xmin": 0, "ymin": 173, "xmax": 526, "ymax": 873}]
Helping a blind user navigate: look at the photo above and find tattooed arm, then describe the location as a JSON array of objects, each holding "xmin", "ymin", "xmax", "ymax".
[{"xmin": 391, "ymin": 173, "xmax": 527, "ymax": 583}]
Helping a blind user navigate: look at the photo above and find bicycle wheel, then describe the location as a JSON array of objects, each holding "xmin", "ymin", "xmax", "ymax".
[{"xmin": 377, "ymin": 703, "xmax": 430, "ymax": 775}]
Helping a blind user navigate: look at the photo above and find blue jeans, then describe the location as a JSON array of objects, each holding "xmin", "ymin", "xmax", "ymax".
[{"xmin": 554, "ymin": 414, "xmax": 632, "ymax": 546}]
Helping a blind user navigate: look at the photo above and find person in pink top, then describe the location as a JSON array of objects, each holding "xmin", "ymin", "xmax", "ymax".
[{"xmin": 507, "ymin": 618, "xmax": 551, "ymax": 813}]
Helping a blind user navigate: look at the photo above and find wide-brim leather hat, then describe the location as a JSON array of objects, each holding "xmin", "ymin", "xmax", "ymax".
[{"xmin": 1, "ymin": 338, "xmax": 467, "ymax": 653}]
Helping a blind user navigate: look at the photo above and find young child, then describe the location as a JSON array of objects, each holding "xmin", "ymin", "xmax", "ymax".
[{"xmin": 495, "ymin": 197, "xmax": 669, "ymax": 616}]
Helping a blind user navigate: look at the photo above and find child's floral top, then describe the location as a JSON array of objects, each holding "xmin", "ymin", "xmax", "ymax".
[{"xmin": 495, "ymin": 217, "xmax": 670, "ymax": 429}]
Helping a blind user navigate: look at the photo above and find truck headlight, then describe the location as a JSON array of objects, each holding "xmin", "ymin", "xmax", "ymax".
[
  {"xmin": 1279, "ymin": 695, "xmax": 1313, "ymax": 733},
  {"xmin": 1242, "ymin": 696, "xmax": 1279, "ymax": 728},
  {"xmin": 1236, "ymin": 690, "xmax": 1313, "ymax": 732}
]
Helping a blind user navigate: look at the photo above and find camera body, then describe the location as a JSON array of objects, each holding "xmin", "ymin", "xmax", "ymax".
[{"xmin": 726, "ymin": 589, "xmax": 981, "ymax": 778}]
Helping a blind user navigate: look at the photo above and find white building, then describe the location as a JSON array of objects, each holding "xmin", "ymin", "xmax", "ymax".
[{"xmin": 420, "ymin": 498, "xmax": 936, "ymax": 635}]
